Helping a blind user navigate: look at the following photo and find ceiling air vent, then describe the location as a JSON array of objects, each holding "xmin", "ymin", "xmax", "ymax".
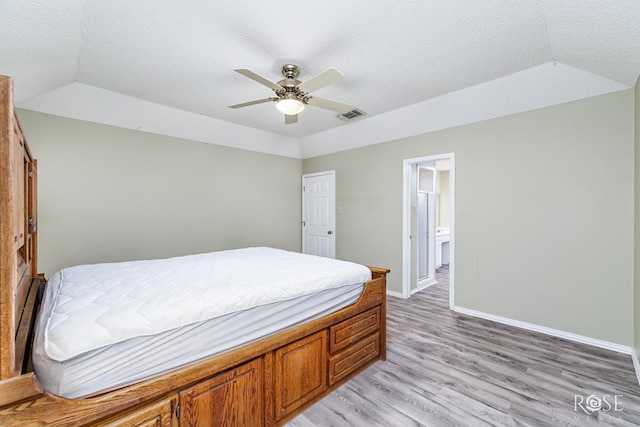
[{"xmin": 337, "ymin": 108, "xmax": 367, "ymax": 121}]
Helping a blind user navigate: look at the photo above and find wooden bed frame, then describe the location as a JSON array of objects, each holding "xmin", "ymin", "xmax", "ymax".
[{"xmin": 0, "ymin": 75, "xmax": 389, "ymax": 426}]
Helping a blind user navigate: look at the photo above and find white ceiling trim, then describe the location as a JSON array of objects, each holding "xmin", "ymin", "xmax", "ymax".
[
  {"xmin": 17, "ymin": 62, "xmax": 629, "ymax": 160},
  {"xmin": 18, "ymin": 82, "xmax": 301, "ymax": 159},
  {"xmin": 298, "ymin": 62, "xmax": 630, "ymax": 159}
]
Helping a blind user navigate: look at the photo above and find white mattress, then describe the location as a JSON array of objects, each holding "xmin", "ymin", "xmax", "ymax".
[{"xmin": 32, "ymin": 247, "xmax": 371, "ymax": 398}]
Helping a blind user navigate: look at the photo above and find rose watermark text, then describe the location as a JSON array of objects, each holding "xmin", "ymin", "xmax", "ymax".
[{"xmin": 574, "ymin": 394, "xmax": 623, "ymax": 414}]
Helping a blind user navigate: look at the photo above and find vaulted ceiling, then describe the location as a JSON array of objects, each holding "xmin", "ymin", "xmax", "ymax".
[{"xmin": 1, "ymin": 1, "xmax": 639, "ymax": 158}]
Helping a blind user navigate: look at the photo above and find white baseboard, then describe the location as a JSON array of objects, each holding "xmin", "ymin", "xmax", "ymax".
[
  {"xmin": 411, "ymin": 279, "xmax": 437, "ymax": 295},
  {"xmin": 453, "ymin": 306, "xmax": 632, "ymax": 355},
  {"xmin": 388, "ymin": 282, "xmax": 438, "ymax": 299},
  {"xmin": 386, "ymin": 290, "xmax": 404, "ymax": 298},
  {"xmin": 632, "ymin": 350, "xmax": 640, "ymax": 386}
]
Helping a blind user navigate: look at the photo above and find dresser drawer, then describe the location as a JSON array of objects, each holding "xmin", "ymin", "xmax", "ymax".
[
  {"xmin": 328, "ymin": 332, "xmax": 379, "ymax": 386},
  {"xmin": 329, "ymin": 306, "xmax": 380, "ymax": 354}
]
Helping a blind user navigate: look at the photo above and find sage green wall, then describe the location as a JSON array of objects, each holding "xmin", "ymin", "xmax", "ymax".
[
  {"xmin": 634, "ymin": 78, "xmax": 640, "ymax": 356},
  {"xmin": 18, "ymin": 110, "xmax": 302, "ymax": 276},
  {"xmin": 303, "ymin": 90, "xmax": 635, "ymax": 345},
  {"xmin": 437, "ymin": 170, "xmax": 450, "ymax": 228}
]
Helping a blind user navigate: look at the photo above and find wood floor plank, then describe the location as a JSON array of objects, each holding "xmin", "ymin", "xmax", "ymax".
[
  {"xmin": 344, "ymin": 375, "xmax": 451, "ymax": 426},
  {"xmin": 288, "ymin": 268, "xmax": 640, "ymax": 426}
]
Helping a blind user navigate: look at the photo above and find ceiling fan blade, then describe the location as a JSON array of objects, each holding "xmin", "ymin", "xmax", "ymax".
[
  {"xmin": 297, "ymin": 68, "xmax": 344, "ymax": 93},
  {"xmin": 306, "ymin": 97, "xmax": 352, "ymax": 114},
  {"xmin": 234, "ymin": 69, "xmax": 284, "ymax": 92},
  {"xmin": 228, "ymin": 98, "xmax": 274, "ymax": 109},
  {"xmin": 285, "ymin": 114, "xmax": 298, "ymax": 125}
]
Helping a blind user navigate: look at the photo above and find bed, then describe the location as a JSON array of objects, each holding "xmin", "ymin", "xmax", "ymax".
[
  {"xmin": 33, "ymin": 247, "xmax": 372, "ymax": 399},
  {"xmin": 0, "ymin": 75, "xmax": 388, "ymax": 426}
]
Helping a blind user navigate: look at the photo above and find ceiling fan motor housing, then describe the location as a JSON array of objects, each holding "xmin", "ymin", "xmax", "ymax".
[
  {"xmin": 276, "ymin": 65, "xmax": 307, "ymax": 103},
  {"xmin": 281, "ymin": 64, "xmax": 300, "ymax": 79}
]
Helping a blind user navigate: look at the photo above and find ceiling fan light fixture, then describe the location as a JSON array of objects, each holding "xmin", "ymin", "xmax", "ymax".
[
  {"xmin": 230, "ymin": 65, "xmax": 349, "ymax": 124},
  {"xmin": 276, "ymin": 98, "xmax": 305, "ymax": 115}
]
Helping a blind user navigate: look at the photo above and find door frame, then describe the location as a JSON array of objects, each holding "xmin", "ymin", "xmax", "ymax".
[
  {"xmin": 402, "ymin": 153, "xmax": 455, "ymax": 308},
  {"xmin": 302, "ymin": 170, "xmax": 336, "ymax": 258}
]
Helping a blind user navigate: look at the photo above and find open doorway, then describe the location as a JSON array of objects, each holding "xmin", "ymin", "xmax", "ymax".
[{"xmin": 402, "ymin": 153, "xmax": 455, "ymax": 308}]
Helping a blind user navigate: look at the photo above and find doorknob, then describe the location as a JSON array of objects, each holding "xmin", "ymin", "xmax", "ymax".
[{"xmin": 328, "ymin": 230, "xmax": 333, "ymax": 235}]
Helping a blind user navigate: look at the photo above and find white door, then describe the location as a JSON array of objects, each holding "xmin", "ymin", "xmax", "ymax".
[
  {"xmin": 302, "ymin": 171, "xmax": 335, "ymax": 258},
  {"xmin": 417, "ymin": 191, "xmax": 436, "ymax": 285},
  {"xmin": 417, "ymin": 192, "xmax": 429, "ymax": 280}
]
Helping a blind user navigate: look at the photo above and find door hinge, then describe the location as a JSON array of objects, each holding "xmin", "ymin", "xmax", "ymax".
[
  {"xmin": 175, "ymin": 403, "xmax": 180, "ymax": 419},
  {"xmin": 302, "ymin": 220, "xmax": 306, "ymax": 226},
  {"xmin": 303, "ymin": 185, "xmax": 306, "ymax": 191}
]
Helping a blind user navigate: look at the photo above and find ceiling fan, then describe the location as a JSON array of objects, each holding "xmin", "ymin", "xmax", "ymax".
[{"xmin": 229, "ymin": 64, "xmax": 352, "ymax": 124}]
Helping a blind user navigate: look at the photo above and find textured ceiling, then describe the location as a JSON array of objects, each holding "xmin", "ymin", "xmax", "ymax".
[{"xmin": 1, "ymin": 0, "xmax": 639, "ymax": 149}]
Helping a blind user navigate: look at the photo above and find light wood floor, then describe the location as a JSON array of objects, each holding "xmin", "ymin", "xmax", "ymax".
[{"xmin": 288, "ymin": 267, "xmax": 640, "ymax": 426}]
